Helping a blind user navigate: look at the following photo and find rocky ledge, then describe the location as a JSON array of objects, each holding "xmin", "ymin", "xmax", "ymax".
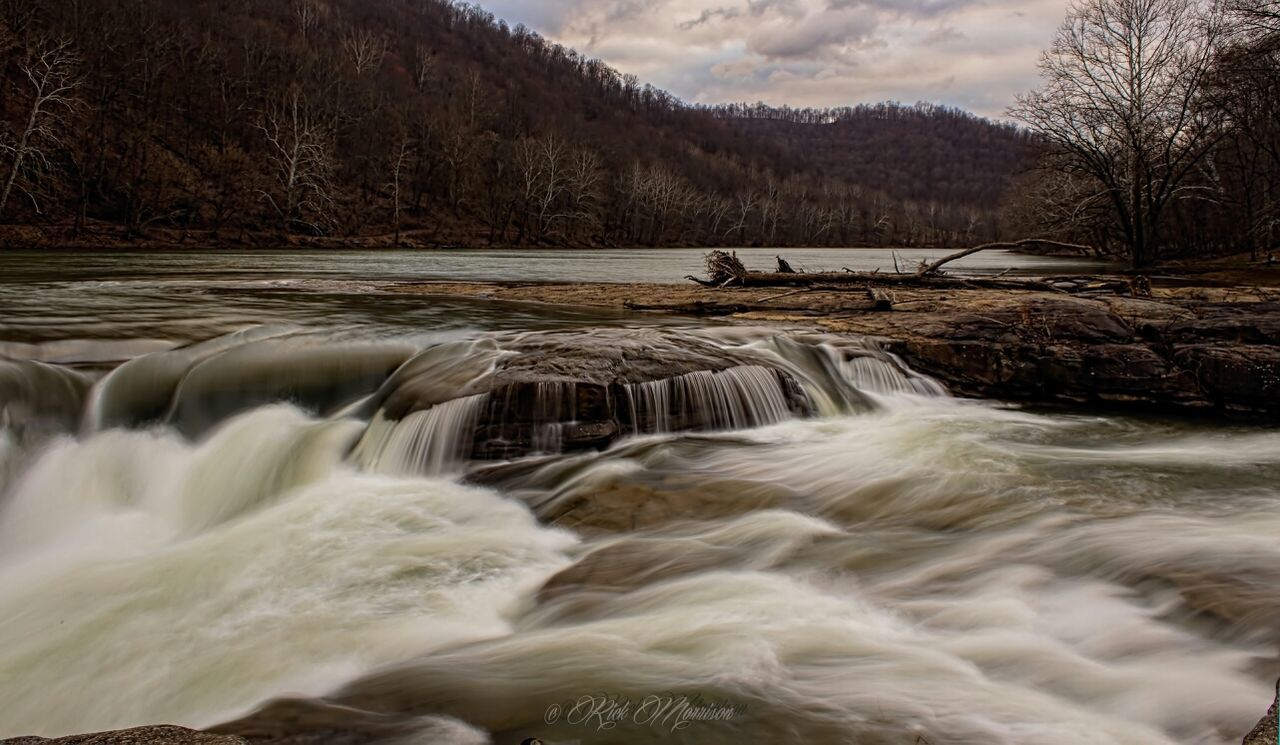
[
  {"xmin": 1244, "ymin": 680, "xmax": 1278, "ymax": 745},
  {"xmin": 389, "ymin": 279, "xmax": 1280, "ymax": 420},
  {"xmin": 872, "ymin": 294, "xmax": 1280, "ymax": 417},
  {"xmin": 364, "ymin": 328, "xmax": 813, "ymax": 460}
]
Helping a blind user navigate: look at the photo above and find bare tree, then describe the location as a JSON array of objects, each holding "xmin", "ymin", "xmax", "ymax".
[
  {"xmin": 1011, "ymin": 0, "xmax": 1224, "ymax": 266},
  {"xmin": 564, "ymin": 147, "xmax": 603, "ymax": 240},
  {"xmin": 0, "ymin": 39, "xmax": 80, "ymax": 220},
  {"xmin": 703, "ymin": 194, "xmax": 732, "ymax": 240},
  {"xmin": 413, "ymin": 43, "xmax": 435, "ymax": 90},
  {"xmin": 758, "ymin": 177, "xmax": 782, "ymax": 242},
  {"xmin": 511, "ymin": 135, "xmax": 577, "ymax": 242},
  {"xmin": 293, "ymin": 0, "xmax": 323, "ymax": 42},
  {"xmin": 0, "ymin": 19, "xmax": 14, "ymax": 60},
  {"xmin": 725, "ymin": 189, "xmax": 757, "ymax": 240},
  {"xmin": 386, "ymin": 136, "xmax": 414, "ymax": 244},
  {"xmin": 257, "ymin": 88, "xmax": 335, "ymax": 233},
  {"xmin": 532, "ymin": 136, "xmax": 568, "ymax": 240},
  {"xmin": 1202, "ymin": 8, "xmax": 1280, "ymax": 258},
  {"xmin": 1225, "ymin": 0, "xmax": 1280, "ymax": 35},
  {"xmin": 342, "ymin": 28, "xmax": 386, "ymax": 76}
]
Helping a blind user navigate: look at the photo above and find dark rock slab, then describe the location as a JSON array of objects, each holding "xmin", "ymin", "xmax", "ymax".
[
  {"xmin": 376, "ymin": 328, "xmax": 814, "ymax": 461},
  {"xmin": 882, "ymin": 296, "xmax": 1280, "ymax": 418},
  {"xmin": 1244, "ymin": 680, "xmax": 1278, "ymax": 745}
]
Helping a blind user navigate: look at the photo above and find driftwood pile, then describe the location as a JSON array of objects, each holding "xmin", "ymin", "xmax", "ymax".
[
  {"xmin": 687, "ymin": 250, "xmax": 750, "ymax": 287},
  {"xmin": 684, "ymin": 242, "xmax": 1144, "ymax": 309}
]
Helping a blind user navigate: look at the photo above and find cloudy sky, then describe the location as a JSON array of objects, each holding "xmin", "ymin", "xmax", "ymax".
[{"xmin": 484, "ymin": 0, "xmax": 1070, "ymax": 118}]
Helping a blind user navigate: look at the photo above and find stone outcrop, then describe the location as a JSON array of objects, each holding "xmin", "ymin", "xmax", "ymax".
[
  {"xmin": 881, "ymin": 298, "xmax": 1280, "ymax": 417},
  {"xmin": 373, "ymin": 328, "xmax": 813, "ymax": 460},
  {"xmin": 391, "ymin": 279, "xmax": 1280, "ymax": 421},
  {"xmin": 1244, "ymin": 680, "xmax": 1278, "ymax": 745}
]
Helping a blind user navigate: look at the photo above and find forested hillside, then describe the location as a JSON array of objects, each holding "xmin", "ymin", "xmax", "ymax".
[{"xmin": 0, "ymin": 0, "xmax": 1033, "ymax": 248}]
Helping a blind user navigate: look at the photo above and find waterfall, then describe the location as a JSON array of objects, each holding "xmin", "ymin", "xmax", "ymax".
[
  {"xmin": 530, "ymin": 382, "xmax": 576, "ymax": 454},
  {"xmin": 754, "ymin": 333, "xmax": 945, "ymax": 415},
  {"xmin": 842, "ymin": 355, "xmax": 948, "ymax": 397},
  {"xmin": 0, "ymin": 405, "xmax": 575, "ymax": 738},
  {"xmin": 351, "ymin": 394, "xmax": 490, "ymax": 476},
  {"xmin": 83, "ymin": 328, "xmax": 413, "ymax": 437},
  {"xmin": 623, "ymin": 365, "xmax": 799, "ymax": 435}
]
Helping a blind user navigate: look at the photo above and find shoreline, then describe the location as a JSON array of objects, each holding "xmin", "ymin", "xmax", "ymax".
[{"xmin": 0, "ymin": 224, "xmax": 1045, "ymax": 253}]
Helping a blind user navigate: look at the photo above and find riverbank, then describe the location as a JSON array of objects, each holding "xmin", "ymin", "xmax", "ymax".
[
  {"xmin": 388, "ymin": 273, "xmax": 1280, "ymax": 420},
  {"xmin": 0, "ymin": 223, "xmax": 1027, "ymax": 253}
]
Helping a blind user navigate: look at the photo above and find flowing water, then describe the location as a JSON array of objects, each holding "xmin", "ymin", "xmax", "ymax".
[{"xmin": 0, "ymin": 250, "xmax": 1276, "ymax": 745}]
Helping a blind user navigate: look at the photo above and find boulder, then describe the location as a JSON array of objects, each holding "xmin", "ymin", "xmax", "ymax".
[
  {"xmin": 372, "ymin": 328, "xmax": 814, "ymax": 462},
  {"xmin": 1244, "ymin": 680, "xmax": 1278, "ymax": 745},
  {"xmin": 882, "ymin": 296, "xmax": 1280, "ymax": 418}
]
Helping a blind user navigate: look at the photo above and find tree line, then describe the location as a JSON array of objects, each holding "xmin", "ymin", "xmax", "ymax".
[
  {"xmin": 0, "ymin": 0, "xmax": 1031, "ymax": 249},
  {"xmin": 1009, "ymin": 0, "xmax": 1280, "ymax": 266}
]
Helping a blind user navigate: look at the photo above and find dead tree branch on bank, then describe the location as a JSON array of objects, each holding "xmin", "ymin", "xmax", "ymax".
[
  {"xmin": 916, "ymin": 239, "xmax": 1094, "ymax": 276},
  {"xmin": 681, "ymin": 245, "xmax": 1156, "ymax": 298},
  {"xmin": 695, "ymin": 250, "xmax": 751, "ymax": 286}
]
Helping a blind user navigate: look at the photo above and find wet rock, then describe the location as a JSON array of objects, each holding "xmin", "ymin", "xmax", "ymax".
[
  {"xmin": 1244, "ymin": 680, "xmax": 1278, "ymax": 745},
  {"xmin": 882, "ymin": 297, "xmax": 1280, "ymax": 418},
  {"xmin": 537, "ymin": 538, "xmax": 740, "ymax": 603},
  {"xmin": 380, "ymin": 328, "xmax": 813, "ymax": 461},
  {"xmin": 1167, "ymin": 303, "xmax": 1280, "ymax": 346},
  {"xmin": 3, "ymin": 725, "xmax": 248, "ymax": 744},
  {"xmin": 91, "ymin": 330, "xmax": 415, "ymax": 436},
  {"xmin": 163, "ymin": 341, "xmax": 414, "ymax": 438},
  {"xmin": 1172, "ymin": 345, "xmax": 1280, "ymax": 413},
  {"xmin": 537, "ymin": 476, "xmax": 794, "ymax": 533},
  {"xmin": 391, "ymin": 280, "xmax": 1280, "ymax": 419},
  {"xmin": 0, "ymin": 359, "xmax": 92, "ymax": 436}
]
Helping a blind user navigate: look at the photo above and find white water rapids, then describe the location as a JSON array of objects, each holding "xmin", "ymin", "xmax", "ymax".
[{"xmin": 0, "ymin": 321, "xmax": 1277, "ymax": 744}]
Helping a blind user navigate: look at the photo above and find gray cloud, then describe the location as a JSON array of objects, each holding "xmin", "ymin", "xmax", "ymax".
[
  {"xmin": 678, "ymin": 7, "xmax": 741, "ymax": 30},
  {"xmin": 836, "ymin": 0, "xmax": 979, "ymax": 18},
  {"xmin": 486, "ymin": 0, "xmax": 1068, "ymax": 117},
  {"xmin": 746, "ymin": 9, "xmax": 879, "ymax": 58}
]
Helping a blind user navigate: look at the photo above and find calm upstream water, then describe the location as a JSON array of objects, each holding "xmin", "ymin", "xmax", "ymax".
[{"xmin": 0, "ymin": 249, "xmax": 1276, "ymax": 745}]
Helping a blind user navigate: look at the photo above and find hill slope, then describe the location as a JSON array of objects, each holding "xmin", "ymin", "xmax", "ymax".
[{"xmin": 0, "ymin": 0, "xmax": 1032, "ymax": 248}]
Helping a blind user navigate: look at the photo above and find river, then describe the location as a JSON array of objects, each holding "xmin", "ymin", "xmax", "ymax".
[{"xmin": 0, "ymin": 249, "xmax": 1275, "ymax": 745}]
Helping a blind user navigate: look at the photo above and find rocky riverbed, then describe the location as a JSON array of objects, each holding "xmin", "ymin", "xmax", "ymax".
[
  {"xmin": 388, "ymin": 278, "xmax": 1280, "ymax": 420},
  {"xmin": 5, "ymin": 264, "xmax": 1279, "ymax": 745}
]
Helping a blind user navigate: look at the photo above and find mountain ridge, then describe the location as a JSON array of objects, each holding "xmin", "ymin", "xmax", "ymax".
[{"xmin": 0, "ymin": 0, "xmax": 1033, "ymax": 248}]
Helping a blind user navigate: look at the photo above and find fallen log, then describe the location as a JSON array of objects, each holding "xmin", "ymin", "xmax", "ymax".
[
  {"xmin": 917, "ymin": 239, "xmax": 1095, "ymax": 277},
  {"xmin": 690, "ymin": 271, "xmax": 1061, "ymax": 292}
]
